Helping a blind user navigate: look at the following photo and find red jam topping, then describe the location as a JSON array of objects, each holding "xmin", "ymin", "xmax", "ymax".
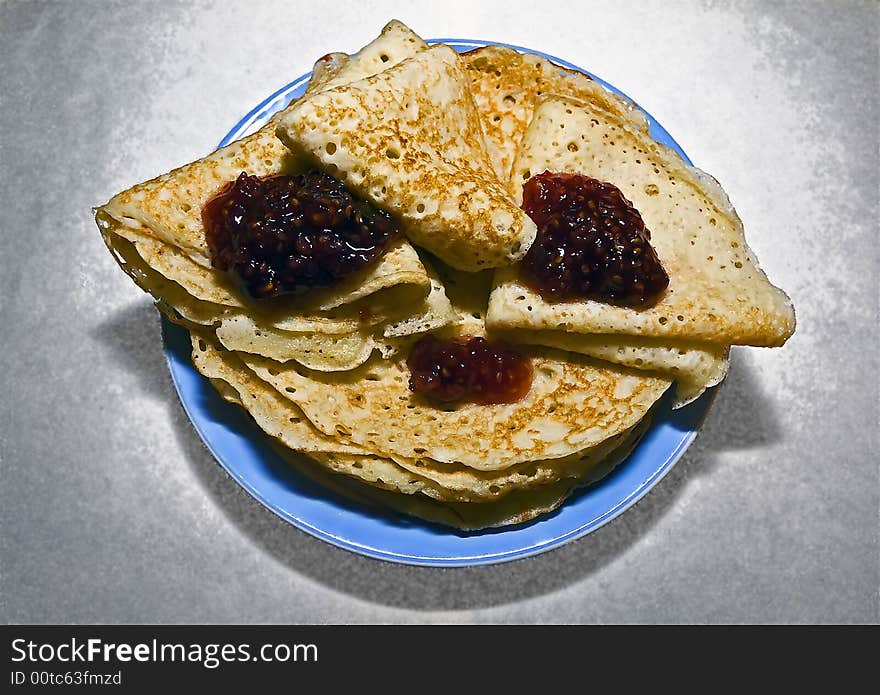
[
  {"xmin": 520, "ymin": 171, "xmax": 668, "ymax": 306},
  {"xmin": 406, "ymin": 335, "xmax": 533, "ymax": 405},
  {"xmin": 203, "ymin": 170, "xmax": 399, "ymax": 299}
]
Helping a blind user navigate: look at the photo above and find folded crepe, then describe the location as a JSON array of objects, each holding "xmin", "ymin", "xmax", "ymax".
[
  {"xmin": 486, "ymin": 95, "xmax": 794, "ymax": 403},
  {"xmin": 275, "ymin": 44, "xmax": 537, "ymax": 272},
  {"xmin": 96, "ymin": 20, "xmax": 456, "ymax": 370},
  {"xmin": 489, "ymin": 95, "xmax": 796, "ymax": 346},
  {"xmin": 459, "ymin": 48, "xmax": 728, "ymax": 405}
]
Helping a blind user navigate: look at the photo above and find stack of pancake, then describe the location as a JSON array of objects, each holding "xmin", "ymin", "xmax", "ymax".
[{"xmin": 96, "ymin": 21, "xmax": 795, "ymax": 529}]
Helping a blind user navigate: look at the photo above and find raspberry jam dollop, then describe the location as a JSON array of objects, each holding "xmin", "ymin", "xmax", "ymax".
[
  {"xmin": 406, "ymin": 335, "xmax": 533, "ymax": 405},
  {"xmin": 203, "ymin": 170, "xmax": 399, "ymax": 299},
  {"xmin": 520, "ymin": 171, "xmax": 668, "ymax": 306}
]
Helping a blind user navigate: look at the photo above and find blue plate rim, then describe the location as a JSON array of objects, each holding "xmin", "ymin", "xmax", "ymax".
[{"xmin": 164, "ymin": 38, "xmax": 711, "ymax": 567}]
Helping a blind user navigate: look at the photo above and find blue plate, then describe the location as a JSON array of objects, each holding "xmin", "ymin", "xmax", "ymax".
[{"xmin": 163, "ymin": 39, "xmax": 713, "ymax": 566}]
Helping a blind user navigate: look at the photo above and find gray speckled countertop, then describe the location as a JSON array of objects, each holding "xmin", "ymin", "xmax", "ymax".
[{"xmin": 1, "ymin": 0, "xmax": 877, "ymax": 624}]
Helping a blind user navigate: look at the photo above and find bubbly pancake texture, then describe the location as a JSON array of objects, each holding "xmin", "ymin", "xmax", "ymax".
[
  {"xmin": 462, "ymin": 45, "xmax": 649, "ymax": 182},
  {"xmin": 462, "ymin": 48, "xmax": 729, "ymax": 404},
  {"xmin": 100, "ymin": 19, "xmax": 428, "ymax": 270},
  {"xmin": 488, "ymin": 96, "xmax": 796, "ymax": 347},
  {"xmin": 96, "ymin": 21, "xmax": 459, "ymax": 370},
  {"xmin": 97, "ymin": 19, "xmax": 437, "ymax": 327},
  {"xmin": 275, "ymin": 44, "xmax": 537, "ymax": 272}
]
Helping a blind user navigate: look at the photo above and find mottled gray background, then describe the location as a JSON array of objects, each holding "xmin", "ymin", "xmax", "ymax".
[{"xmin": 1, "ymin": 0, "xmax": 877, "ymax": 624}]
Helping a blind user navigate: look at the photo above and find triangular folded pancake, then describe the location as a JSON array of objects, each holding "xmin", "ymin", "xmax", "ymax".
[
  {"xmin": 462, "ymin": 45, "xmax": 649, "ymax": 182},
  {"xmin": 97, "ymin": 20, "xmax": 432, "ymax": 304},
  {"xmin": 100, "ymin": 18, "xmax": 427, "ymax": 270},
  {"xmin": 101, "ymin": 172, "xmax": 456, "ymax": 368},
  {"xmin": 275, "ymin": 44, "xmax": 538, "ymax": 272},
  {"xmin": 461, "ymin": 49, "xmax": 728, "ymax": 405},
  {"xmin": 97, "ymin": 108, "xmax": 431, "ymax": 313},
  {"xmin": 96, "ymin": 21, "xmax": 457, "ymax": 369},
  {"xmin": 487, "ymin": 95, "xmax": 796, "ymax": 350}
]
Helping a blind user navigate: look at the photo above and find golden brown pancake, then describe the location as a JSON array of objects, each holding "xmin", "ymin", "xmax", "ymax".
[
  {"xmin": 462, "ymin": 45, "xmax": 650, "ymax": 182},
  {"xmin": 95, "ymin": 21, "xmax": 455, "ymax": 369},
  {"xmin": 488, "ymin": 95, "xmax": 796, "ymax": 347},
  {"xmin": 275, "ymin": 44, "xmax": 537, "ymax": 272}
]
